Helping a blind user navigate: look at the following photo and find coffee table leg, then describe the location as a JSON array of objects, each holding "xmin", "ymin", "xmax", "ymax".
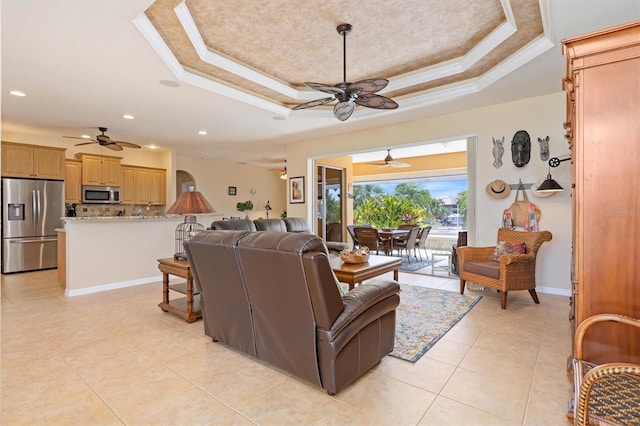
[
  {"xmin": 161, "ymin": 271, "xmax": 169, "ymax": 311},
  {"xmin": 186, "ymin": 276, "xmax": 194, "ymax": 316},
  {"xmin": 393, "ymin": 269, "xmax": 399, "ymax": 282}
]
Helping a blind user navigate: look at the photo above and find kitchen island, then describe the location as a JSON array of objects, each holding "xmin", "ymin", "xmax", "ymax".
[{"xmin": 62, "ymin": 215, "xmax": 220, "ymax": 296}]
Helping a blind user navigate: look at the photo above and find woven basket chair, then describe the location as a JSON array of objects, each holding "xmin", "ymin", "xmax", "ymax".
[
  {"xmin": 354, "ymin": 227, "xmax": 390, "ymax": 255},
  {"xmin": 570, "ymin": 314, "xmax": 640, "ymax": 425},
  {"xmin": 456, "ymin": 229, "xmax": 552, "ymax": 309}
]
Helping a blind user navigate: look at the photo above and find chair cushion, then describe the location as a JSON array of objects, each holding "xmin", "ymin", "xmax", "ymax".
[
  {"xmin": 463, "ymin": 260, "xmax": 500, "ymax": 279},
  {"xmin": 493, "ymin": 241, "xmax": 526, "ymax": 260}
]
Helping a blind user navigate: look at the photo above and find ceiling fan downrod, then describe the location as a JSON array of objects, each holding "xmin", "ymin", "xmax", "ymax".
[{"xmin": 337, "ymin": 23, "xmax": 352, "ymax": 83}]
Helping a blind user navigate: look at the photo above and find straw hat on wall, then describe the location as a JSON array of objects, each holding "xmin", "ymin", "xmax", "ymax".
[{"xmin": 485, "ymin": 179, "xmax": 511, "ymax": 199}]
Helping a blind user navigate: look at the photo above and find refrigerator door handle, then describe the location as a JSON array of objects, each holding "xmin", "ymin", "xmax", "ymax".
[
  {"xmin": 32, "ymin": 189, "xmax": 38, "ymax": 228},
  {"xmin": 9, "ymin": 238, "xmax": 58, "ymax": 243}
]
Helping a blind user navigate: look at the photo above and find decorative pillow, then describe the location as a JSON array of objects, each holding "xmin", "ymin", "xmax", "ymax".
[
  {"xmin": 331, "ymin": 269, "xmax": 348, "ymax": 297},
  {"xmin": 493, "ymin": 241, "xmax": 526, "ymax": 261}
]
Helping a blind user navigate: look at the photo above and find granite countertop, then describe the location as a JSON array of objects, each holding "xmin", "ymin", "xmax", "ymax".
[{"xmin": 63, "ymin": 215, "xmax": 185, "ymax": 221}]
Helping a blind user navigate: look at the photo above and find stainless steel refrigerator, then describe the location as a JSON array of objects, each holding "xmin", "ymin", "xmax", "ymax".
[{"xmin": 2, "ymin": 178, "xmax": 64, "ymax": 273}]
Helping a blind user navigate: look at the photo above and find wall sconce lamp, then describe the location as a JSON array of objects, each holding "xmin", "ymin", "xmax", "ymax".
[
  {"xmin": 537, "ymin": 156, "xmax": 571, "ymax": 192},
  {"xmin": 265, "ymin": 200, "xmax": 272, "ymax": 218},
  {"xmin": 166, "ymin": 186, "xmax": 216, "ymax": 260}
]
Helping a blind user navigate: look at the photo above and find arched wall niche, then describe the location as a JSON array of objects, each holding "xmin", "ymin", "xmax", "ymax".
[{"xmin": 176, "ymin": 170, "xmax": 196, "ymax": 194}]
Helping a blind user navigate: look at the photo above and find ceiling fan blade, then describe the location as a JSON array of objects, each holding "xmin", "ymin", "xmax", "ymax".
[
  {"xmin": 292, "ymin": 96, "xmax": 335, "ymax": 110},
  {"xmin": 304, "ymin": 82, "xmax": 344, "ymax": 95},
  {"xmin": 64, "ymin": 136, "xmax": 96, "ymax": 141},
  {"xmin": 333, "ymin": 101, "xmax": 354, "ymax": 121},
  {"xmin": 389, "ymin": 161, "xmax": 411, "ymax": 168},
  {"xmin": 74, "ymin": 142, "xmax": 97, "ymax": 146},
  {"xmin": 355, "ymin": 94, "xmax": 399, "ymax": 109},
  {"xmin": 348, "ymin": 78, "xmax": 389, "ymax": 95},
  {"xmin": 114, "ymin": 141, "xmax": 142, "ymax": 149},
  {"xmin": 104, "ymin": 143, "xmax": 123, "ymax": 151}
]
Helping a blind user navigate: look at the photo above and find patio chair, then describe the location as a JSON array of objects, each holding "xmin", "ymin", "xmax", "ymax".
[
  {"xmin": 570, "ymin": 313, "xmax": 640, "ymax": 425},
  {"xmin": 347, "ymin": 224, "xmax": 371, "ymax": 248},
  {"xmin": 394, "ymin": 226, "xmax": 420, "ymax": 263},
  {"xmin": 354, "ymin": 227, "xmax": 390, "ymax": 255},
  {"xmin": 415, "ymin": 226, "xmax": 432, "ymax": 261},
  {"xmin": 456, "ymin": 229, "xmax": 552, "ymax": 309}
]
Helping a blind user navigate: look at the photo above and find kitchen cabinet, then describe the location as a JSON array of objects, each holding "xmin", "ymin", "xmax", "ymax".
[
  {"xmin": 121, "ymin": 166, "xmax": 136, "ymax": 204},
  {"xmin": 75, "ymin": 153, "xmax": 122, "ymax": 186},
  {"xmin": 64, "ymin": 160, "xmax": 82, "ymax": 203},
  {"xmin": 563, "ymin": 21, "xmax": 640, "ymax": 364},
  {"xmin": 120, "ymin": 165, "xmax": 166, "ymax": 205},
  {"xmin": 1, "ymin": 141, "xmax": 66, "ymax": 179}
]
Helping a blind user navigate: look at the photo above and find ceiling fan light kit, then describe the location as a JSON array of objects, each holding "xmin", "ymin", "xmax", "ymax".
[
  {"xmin": 63, "ymin": 127, "xmax": 142, "ymax": 151},
  {"xmin": 292, "ymin": 23, "xmax": 398, "ymax": 121}
]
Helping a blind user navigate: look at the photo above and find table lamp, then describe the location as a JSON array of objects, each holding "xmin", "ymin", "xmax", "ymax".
[{"xmin": 166, "ymin": 186, "xmax": 215, "ymax": 260}]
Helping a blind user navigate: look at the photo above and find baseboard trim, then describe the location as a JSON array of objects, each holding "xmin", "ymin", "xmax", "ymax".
[
  {"xmin": 65, "ymin": 276, "xmax": 158, "ymax": 297},
  {"xmin": 537, "ymin": 286, "xmax": 571, "ymax": 297}
]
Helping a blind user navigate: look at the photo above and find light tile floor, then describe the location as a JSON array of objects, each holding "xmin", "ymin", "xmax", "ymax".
[{"xmin": 1, "ymin": 269, "xmax": 574, "ymax": 425}]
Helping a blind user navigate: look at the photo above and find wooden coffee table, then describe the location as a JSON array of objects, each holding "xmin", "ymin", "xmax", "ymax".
[{"xmin": 330, "ymin": 255, "xmax": 402, "ymax": 290}]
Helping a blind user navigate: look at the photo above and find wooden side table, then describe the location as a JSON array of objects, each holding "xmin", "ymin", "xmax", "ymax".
[{"xmin": 157, "ymin": 258, "xmax": 202, "ymax": 323}]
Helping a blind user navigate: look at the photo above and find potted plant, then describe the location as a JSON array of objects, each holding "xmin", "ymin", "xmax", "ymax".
[{"xmin": 236, "ymin": 200, "xmax": 254, "ymax": 218}]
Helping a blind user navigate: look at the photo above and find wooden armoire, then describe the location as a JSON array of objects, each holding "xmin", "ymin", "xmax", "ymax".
[{"xmin": 563, "ymin": 20, "xmax": 640, "ymax": 364}]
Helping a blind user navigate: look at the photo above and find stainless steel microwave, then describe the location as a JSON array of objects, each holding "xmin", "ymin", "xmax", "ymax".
[{"xmin": 81, "ymin": 185, "xmax": 121, "ymax": 204}]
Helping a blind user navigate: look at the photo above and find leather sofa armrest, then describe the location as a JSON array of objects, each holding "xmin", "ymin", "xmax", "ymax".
[
  {"xmin": 327, "ymin": 280, "xmax": 400, "ymax": 337},
  {"xmin": 325, "ymin": 241, "xmax": 349, "ymax": 253}
]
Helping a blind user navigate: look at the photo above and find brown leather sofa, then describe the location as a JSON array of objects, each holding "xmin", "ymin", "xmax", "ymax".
[
  {"xmin": 210, "ymin": 217, "xmax": 349, "ymax": 253},
  {"xmin": 184, "ymin": 230, "xmax": 401, "ymax": 395}
]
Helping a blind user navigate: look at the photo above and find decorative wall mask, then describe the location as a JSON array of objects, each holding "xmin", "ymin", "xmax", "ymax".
[
  {"xmin": 511, "ymin": 130, "xmax": 531, "ymax": 167},
  {"xmin": 538, "ymin": 136, "xmax": 550, "ymax": 161},
  {"xmin": 492, "ymin": 137, "xmax": 504, "ymax": 169}
]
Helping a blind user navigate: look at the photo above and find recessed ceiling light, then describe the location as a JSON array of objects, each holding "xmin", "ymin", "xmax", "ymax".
[
  {"xmin": 9, "ymin": 90, "xmax": 26, "ymax": 97},
  {"xmin": 148, "ymin": 145, "xmax": 157, "ymax": 150},
  {"xmin": 81, "ymin": 134, "xmax": 91, "ymax": 139},
  {"xmin": 198, "ymin": 130, "xmax": 207, "ymax": 135},
  {"xmin": 272, "ymin": 116, "xmax": 286, "ymax": 121},
  {"xmin": 122, "ymin": 114, "xmax": 135, "ymax": 120},
  {"xmin": 159, "ymin": 79, "xmax": 180, "ymax": 88}
]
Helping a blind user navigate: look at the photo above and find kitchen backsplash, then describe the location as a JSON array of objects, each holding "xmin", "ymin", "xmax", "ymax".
[{"xmin": 68, "ymin": 204, "xmax": 166, "ymax": 217}]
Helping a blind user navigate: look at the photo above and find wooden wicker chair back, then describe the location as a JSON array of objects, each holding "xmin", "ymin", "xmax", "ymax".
[
  {"xmin": 354, "ymin": 227, "xmax": 388, "ymax": 254},
  {"xmin": 415, "ymin": 226, "xmax": 432, "ymax": 248},
  {"xmin": 347, "ymin": 224, "xmax": 371, "ymax": 247},
  {"xmin": 496, "ymin": 229, "xmax": 552, "ymax": 255},
  {"xmin": 572, "ymin": 314, "xmax": 640, "ymax": 426},
  {"xmin": 398, "ymin": 224, "xmax": 418, "ymax": 230}
]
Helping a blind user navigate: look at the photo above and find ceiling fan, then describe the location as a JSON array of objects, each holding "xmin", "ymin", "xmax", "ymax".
[
  {"xmin": 63, "ymin": 127, "xmax": 142, "ymax": 151},
  {"xmin": 292, "ymin": 23, "xmax": 398, "ymax": 121},
  {"xmin": 368, "ymin": 149, "xmax": 411, "ymax": 168}
]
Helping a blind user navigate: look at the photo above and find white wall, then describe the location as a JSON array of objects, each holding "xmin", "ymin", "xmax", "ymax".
[
  {"xmin": 286, "ymin": 92, "xmax": 571, "ymax": 295},
  {"xmin": 176, "ymin": 155, "xmax": 287, "ymax": 221}
]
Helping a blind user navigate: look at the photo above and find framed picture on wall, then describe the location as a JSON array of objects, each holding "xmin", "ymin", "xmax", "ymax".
[
  {"xmin": 228, "ymin": 186, "xmax": 237, "ymax": 196},
  {"xmin": 289, "ymin": 176, "xmax": 305, "ymax": 204}
]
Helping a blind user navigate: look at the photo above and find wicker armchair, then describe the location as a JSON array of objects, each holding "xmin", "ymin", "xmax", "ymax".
[
  {"xmin": 571, "ymin": 314, "xmax": 640, "ymax": 425},
  {"xmin": 456, "ymin": 229, "xmax": 552, "ymax": 309},
  {"xmin": 354, "ymin": 227, "xmax": 390, "ymax": 255}
]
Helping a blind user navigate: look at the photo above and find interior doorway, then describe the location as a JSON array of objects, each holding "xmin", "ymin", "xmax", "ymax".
[{"xmin": 317, "ymin": 165, "xmax": 344, "ymax": 242}]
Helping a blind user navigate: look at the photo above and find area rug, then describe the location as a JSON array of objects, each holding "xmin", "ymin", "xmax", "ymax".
[
  {"xmin": 390, "ymin": 284, "xmax": 482, "ymax": 362},
  {"xmin": 398, "ymin": 258, "xmax": 432, "ymax": 272}
]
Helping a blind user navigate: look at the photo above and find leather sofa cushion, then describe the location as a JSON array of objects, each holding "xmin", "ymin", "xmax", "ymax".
[
  {"xmin": 253, "ymin": 218, "xmax": 288, "ymax": 232},
  {"xmin": 463, "ymin": 260, "xmax": 500, "ymax": 279},
  {"xmin": 284, "ymin": 217, "xmax": 311, "ymax": 233},
  {"xmin": 210, "ymin": 219, "xmax": 257, "ymax": 231}
]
